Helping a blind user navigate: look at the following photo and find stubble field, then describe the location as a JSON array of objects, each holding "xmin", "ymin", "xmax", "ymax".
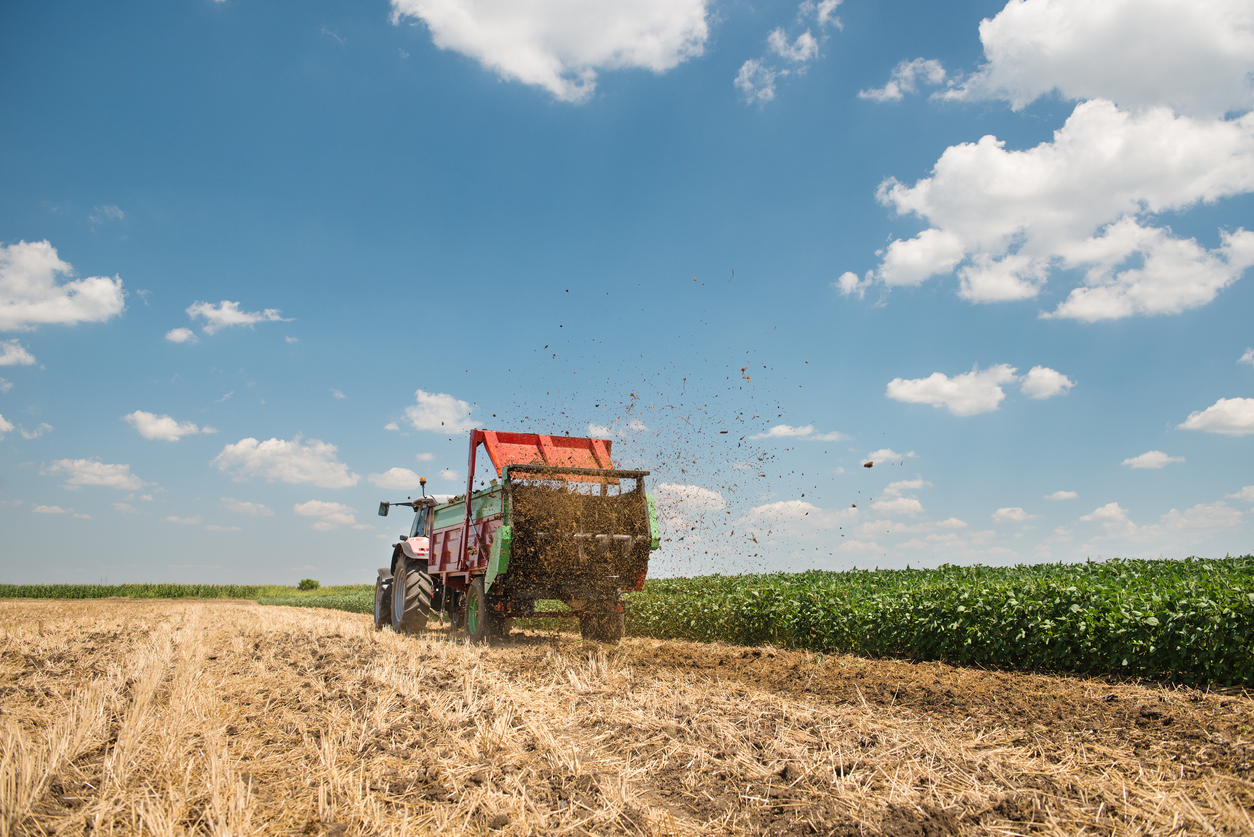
[{"xmin": 2, "ymin": 599, "xmax": 1252, "ymax": 837}]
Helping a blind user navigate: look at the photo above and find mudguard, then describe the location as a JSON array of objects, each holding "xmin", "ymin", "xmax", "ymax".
[
  {"xmin": 399, "ymin": 536, "xmax": 430, "ymax": 563},
  {"xmin": 377, "ymin": 567, "xmax": 393, "ymax": 582}
]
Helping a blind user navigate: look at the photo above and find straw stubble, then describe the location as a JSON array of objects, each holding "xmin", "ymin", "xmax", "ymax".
[{"xmin": 1, "ymin": 599, "xmax": 1250, "ymax": 836}]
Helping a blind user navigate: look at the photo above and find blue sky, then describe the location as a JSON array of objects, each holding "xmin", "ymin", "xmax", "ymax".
[{"xmin": 2, "ymin": 0, "xmax": 1252, "ymax": 584}]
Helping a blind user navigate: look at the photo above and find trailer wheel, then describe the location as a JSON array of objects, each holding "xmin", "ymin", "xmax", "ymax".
[
  {"xmin": 465, "ymin": 578, "xmax": 500, "ymax": 644},
  {"xmin": 373, "ymin": 576, "xmax": 392, "ymax": 631},
  {"xmin": 391, "ymin": 558, "xmax": 433, "ymax": 633},
  {"xmin": 579, "ymin": 611, "xmax": 624, "ymax": 644}
]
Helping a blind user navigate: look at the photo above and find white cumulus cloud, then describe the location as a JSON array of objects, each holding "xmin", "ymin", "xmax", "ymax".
[
  {"xmin": 834, "ymin": 271, "xmax": 871, "ymax": 298},
  {"xmin": 390, "ymin": 0, "xmax": 710, "ymax": 104},
  {"xmin": 164, "ymin": 327, "xmax": 197, "ymax": 344},
  {"xmin": 944, "ymin": 0, "xmax": 1254, "ymax": 118},
  {"xmin": 870, "ymin": 103, "xmax": 1254, "ymax": 317},
  {"xmin": 369, "ymin": 467, "xmax": 423, "ymax": 490},
  {"xmin": 1020, "ymin": 366, "xmax": 1075, "ymax": 399},
  {"xmin": 45, "ymin": 458, "xmax": 145, "ymax": 490},
  {"xmin": 854, "ymin": 0, "xmax": 1254, "ymax": 320},
  {"xmin": 653, "ymin": 482, "xmax": 725, "ymax": 529},
  {"xmin": 0, "ymin": 339, "xmax": 36, "ymax": 365},
  {"xmin": 220, "ymin": 497, "xmax": 274, "ymax": 516},
  {"xmin": 876, "ymin": 229, "xmax": 966, "ymax": 288},
  {"xmin": 883, "ymin": 478, "xmax": 929, "ymax": 496},
  {"xmin": 1178, "ymin": 397, "xmax": 1254, "ymax": 436},
  {"xmin": 837, "ymin": 539, "xmax": 883, "ymax": 554},
  {"xmin": 0, "ymin": 413, "xmax": 12, "ymax": 439},
  {"xmin": 751, "ymin": 423, "xmax": 847, "ymax": 441},
  {"xmin": 124, "ymin": 410, "xmax": 216, "ymax": 441},
  {"xmin": 294, "ymin": 499, "xmax": 360, "ymax": 531},
  {"xmin": 185, "ymin": 300, "xmax": 291, "ymax": 335},
  {"xmin": 1227, "ymin": 485, "xmax": 1254, "ymax": 503},
  {"xmin": 863, "ymin": 448, "xmax": 915, "ymax": 465},
  {"xmin": 1122, "ymin": 450, "xmax": 1185, "ymax": 469},
  {"xmin": 993, "ymin": 506, "xmax": 1035, "ymax": 522},
  {"xmin": 1239, "ymin": 347, "xmax": 1254, "ymax": 366},
  {"xmin": 212, "ymin": 437, "xmax": 360, "ymax": 488},
  {"xmin": 744, "ymin": 499, "xmax": 858, "ymax": 535},
  {"xmin": 886, "ymin": 363, "xmax": 1018, "ymax": 416},
  {"xmin": 405, "ymin": 389, "xmax": 476, "ymax": 433},
  {"xmin": 1081, "ymin": 500, "xmax": 1243, "ymax": 545},
  {"xmin": 871, "ymin": 496, "xmax": 924, "ymax": 516},
  {"xmin": 859, "ymin": 58, "xmax": 946, "ymax": 102},
  {"xmin": 33, "ymin": 504, "xmax": 68, "ymax": 514},
  {"xmin": 1045, "ymin": 490, "xmax": 1078, "ymax": 500},
  {"xmin": 874, "ymin": 478, "xmax": 929, "ymax": 516},
  {"xmin": 0, "ymin": 240, "xmax": 125, "ymax": 332}
]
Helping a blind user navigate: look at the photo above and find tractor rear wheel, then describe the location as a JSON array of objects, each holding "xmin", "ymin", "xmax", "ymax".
[
  {"xmin": 465, "ymin": 577, "xmax": 500, "ymax": 644},
  {"xmin": 373, "ymin": 576, "xmax": 392, "ymax": 631},
  {"xmin": 391, "ymin": 558, "xmax": 432, "ymax": 633},
  {"xmin": 579, "ymin": 611, "xmax": 624, "ymax": 644}
]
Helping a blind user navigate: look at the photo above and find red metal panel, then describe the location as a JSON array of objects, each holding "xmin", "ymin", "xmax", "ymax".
[
  {"xmin": 590, "ymin": 438, "xmax": 612, "ymax": 468},
  {"xmin": 433, "ymin": 527, "xmax": 460, "ymax": 574},
  {"xmin": 477, "ymin": 430, "xmax": 614, "ymax": 476}
]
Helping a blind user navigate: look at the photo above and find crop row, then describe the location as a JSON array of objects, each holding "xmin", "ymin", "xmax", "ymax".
[
  {"xmin": 627, "ymin": 556, "xmax": 1254, "ymax": 685},
  {"xmin": 258, "ymin": 591, "xmax": 375, "ymax": 614}
]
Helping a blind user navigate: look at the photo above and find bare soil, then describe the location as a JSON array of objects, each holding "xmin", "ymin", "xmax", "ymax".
[{"xmin": 2, "ymin": 600, "xmax": 1251, "ymax": 836}]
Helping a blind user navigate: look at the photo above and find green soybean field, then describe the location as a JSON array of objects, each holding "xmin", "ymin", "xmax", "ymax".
[{"xmin": 626, "ymin": 556, "xmax": 1254, "ymax": 685}]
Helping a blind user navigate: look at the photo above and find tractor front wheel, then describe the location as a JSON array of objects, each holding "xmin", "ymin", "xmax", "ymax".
[
  {"xmin": 465, "ymin": 578, "xmax": 500, "ymax": 644},
  {"xmin": 391, "ymin": 558, "xmax": 433, "ymax": 633}
]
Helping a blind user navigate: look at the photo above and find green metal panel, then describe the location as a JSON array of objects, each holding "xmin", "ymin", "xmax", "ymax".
[
  {"xmin": 646, "ymin": 493, "xmax": 660, "ymax": 550},
  {"xmin": 432, "ymin": 488, "xmax": 503, "ymax": 531},
  {"xmin": 485, "ymin": 525, "xmax": 511, "ymax": 592}
]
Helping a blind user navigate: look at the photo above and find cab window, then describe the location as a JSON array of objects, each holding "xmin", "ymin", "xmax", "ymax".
[{"xmin": 409, "ymin": 509, "xmax": 428, "ymax": 539}]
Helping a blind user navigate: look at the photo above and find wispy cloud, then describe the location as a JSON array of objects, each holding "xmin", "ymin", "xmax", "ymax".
[
  {"xmin": 45, "ymin": 458, "xmax": 145, "ymax": 490},
  {"xmin": 1122, "ymin": 450, "xmax": 1185, "ymax": 469},
  {"xmin": 185, "ymin": 300, "xmax": 291, "ymax": 335},
  {"xmin": 751, "ymin": 423, "xmax": 847, "ymax": 442}
]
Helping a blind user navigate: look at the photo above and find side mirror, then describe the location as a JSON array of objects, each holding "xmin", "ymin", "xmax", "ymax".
[{"xmin": 378, "ymin": 502, "xmax": 390, "ymax": 517}]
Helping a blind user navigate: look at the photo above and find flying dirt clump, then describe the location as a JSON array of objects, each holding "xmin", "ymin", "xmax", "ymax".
[{"xmin": 499, "ymin": 347, "xmax": 797, "ymax": 575}]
